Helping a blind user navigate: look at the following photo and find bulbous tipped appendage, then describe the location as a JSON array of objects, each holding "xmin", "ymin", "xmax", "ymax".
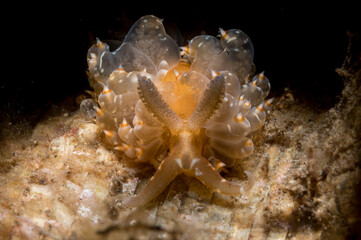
[
  {"xmin": 188, "ymin": 35, "xmax": 223, "ymax": 74},
  {"xmin": 251, "ymin": 72, "xmax": 271, "ymax": 98},
  {"xmin": 205, "ymin": 49, "xmax": 253, "ymax": 83},
  {"xmin": 219, "ymin": 28, "xmax": 254, "ymax": 59},
  {"xmin": 123, "ymin": 15, "xmax": 181, "ymax": 70},
  {"xmin": 113, "ymin": 43, "xmax": 158, "ymax": 75},
  {"xmin": 87, "ymin": 39, "xmax": 118, "ymax": 87}
]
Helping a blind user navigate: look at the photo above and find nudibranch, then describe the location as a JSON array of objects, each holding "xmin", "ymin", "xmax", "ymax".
[{"xmin": 86, "ymin": 15, "xmax": 273, "ymax": 208}]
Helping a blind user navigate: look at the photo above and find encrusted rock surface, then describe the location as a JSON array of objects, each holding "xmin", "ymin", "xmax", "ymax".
[{"xmin": 0, "ymin": 33, "xmax": 360, "ymax": 240}]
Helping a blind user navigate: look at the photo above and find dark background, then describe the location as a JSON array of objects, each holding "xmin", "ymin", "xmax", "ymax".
[{"xmin": 0, "ymin": 4, "xmax": 358, "ymax": 129}]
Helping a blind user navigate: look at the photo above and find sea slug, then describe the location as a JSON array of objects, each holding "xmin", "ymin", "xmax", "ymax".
[{"xmin": 86, "ymin": 15, "xmax": 273, "ymax": 207}]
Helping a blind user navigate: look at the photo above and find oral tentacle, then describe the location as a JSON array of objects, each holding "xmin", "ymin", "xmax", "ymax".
[
  {"xmin": 187, "ymin": 156, "xmax": 254, "ymax": 195},
  {"xmin": 122, "ymin": 154, "xmax": 183, "ymax": 208}
]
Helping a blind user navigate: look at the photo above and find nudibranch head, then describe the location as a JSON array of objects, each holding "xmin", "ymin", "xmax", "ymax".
[{"xmin": 86, "ymin": 15, "xmax": 273, "ymax": 207}]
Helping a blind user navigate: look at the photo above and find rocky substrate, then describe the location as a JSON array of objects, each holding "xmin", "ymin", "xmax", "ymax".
[{"xmin": 0, "ymin": 33, "xmax": 359, "ymax": 240}]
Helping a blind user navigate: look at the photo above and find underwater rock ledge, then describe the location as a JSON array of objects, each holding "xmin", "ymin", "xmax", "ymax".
[{"xmin": 0, "ymin": 33, "xmax": 360, "ymax": 240}]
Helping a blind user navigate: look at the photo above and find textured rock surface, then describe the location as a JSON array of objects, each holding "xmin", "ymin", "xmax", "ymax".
[{"xmin": 0, "ymin": 33, "xmax": 360, "ymax": 240}]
